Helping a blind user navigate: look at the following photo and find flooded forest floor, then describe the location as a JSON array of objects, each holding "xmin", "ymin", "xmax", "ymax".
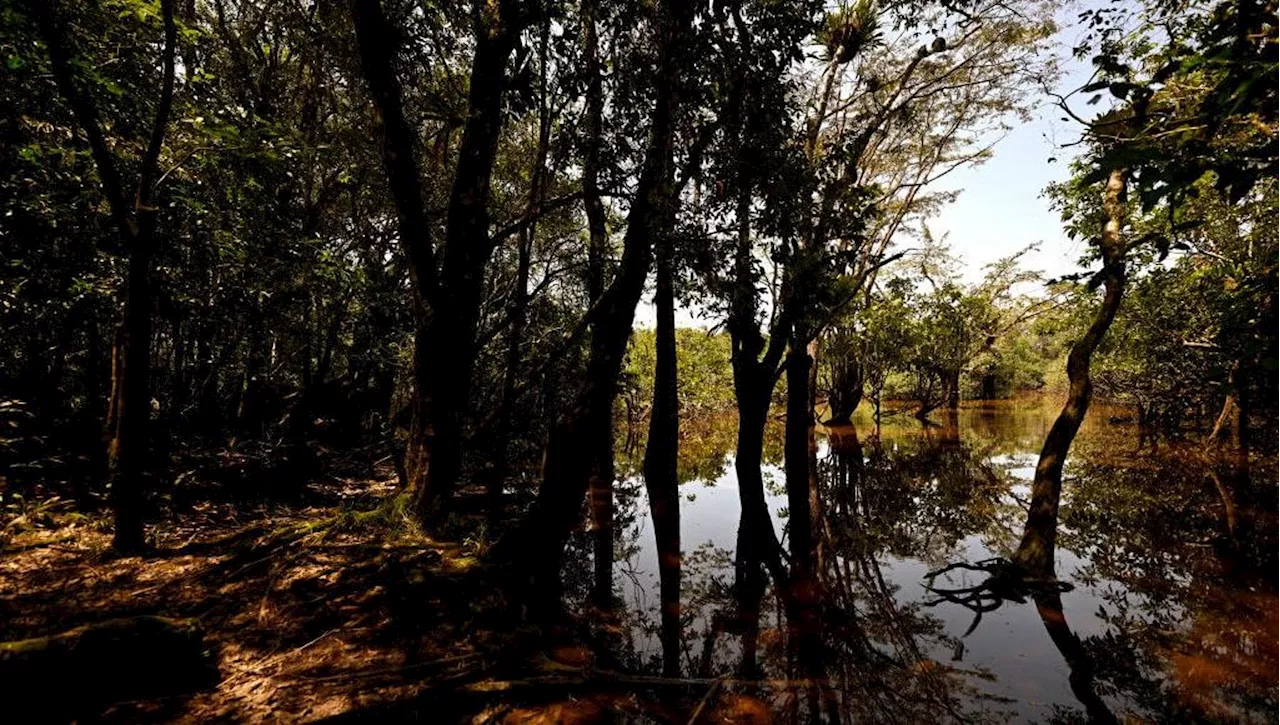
[
  {"xmin": 1, "ymin": 401, "xmax": 1277, "ymax": 723},
  {"xmin": 0, "ymin": 446, "xmax": 735, "ymax": 724}
]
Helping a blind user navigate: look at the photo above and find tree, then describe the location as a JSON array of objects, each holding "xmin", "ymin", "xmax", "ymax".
[
  {"xmin": 350, "ymin": 0, "xmax": 527, "ymax": 528},
  {"xmin": 499, "ymin": 0, "xmax": 696, "ymax": 610},
  {"xmin": 26, "ymin": 0, "xmax": 179, "ymax": 552}
]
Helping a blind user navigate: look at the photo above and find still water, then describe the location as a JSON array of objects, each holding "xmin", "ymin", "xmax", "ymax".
[{"xmin": 600, "ymin": 400, "xmax": 1277, "ymax": 723}]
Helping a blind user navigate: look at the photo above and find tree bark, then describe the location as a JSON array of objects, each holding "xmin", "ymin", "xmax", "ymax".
[
  {"xmin": 944, "ymin": 367, "xmax": 961, "ymax": 409},
  {"xmin": 351, "ymin": 0, "xmax": 523, "ymax": 529},
  {"xmin": 783, "ymin": 346, "xmax": 822, "ymax": 672},
  {"xmin": 644, "ymin": 225, "xmax": 681, "ymax": 676},
  {"xmin": 109, "ymin": 238, "xmax": 154, "ymax": 552},
  {"xmin": 825, "ymin": 356, "xmax": 863, "ymax": 425},
  {"xmin": 1012, "ymin": 168, "xmax": 1129, "ymax": 578}
]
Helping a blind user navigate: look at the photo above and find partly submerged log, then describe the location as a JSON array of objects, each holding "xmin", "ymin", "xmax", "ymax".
[{"xmin": 0, "ymin": 615, "xmax": 219, "ymax": 721}]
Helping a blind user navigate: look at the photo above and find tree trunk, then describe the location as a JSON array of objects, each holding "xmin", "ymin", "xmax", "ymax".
[
  {"xmin": 492, "ymin": 20, "xmax": 552, "ymax": 522},
  {"xmin": 32, "ymin": 0, "xmax": 177, "ymax": 552},
  {"xmin": 581, "ymin": 0, "xmax": 608, "ymax": 306},
  {"xmin": 234, "ymin": 321, "xmax": 269, "ymax": 442},
  {"xmin": 414, "ymin": 4, "xmax": 520, "ymax": 527},
  {"xmin": 490, "ymin": 231, "xmax": 531, "ymax": 517},
  {"xmin": 108, "ymin": 243, "xmax": 153, "ymax": 553},
  {"xmin": 825, "ymin": 358, "xmax": 862, "ymax": 425},
  {"xmin": 806, "ymin": 338, "xmax": 820, "ymax": 422},
  {"xmin": 581, "ymin": 0, "xmax": 617, "ymax": 610},
  {"xmin": 783, "ymin": 346, "xmax": 822, "ymax": 672},
  {"xmin": 980, "ymin": 372, "xmax": 997, "ymax": 400},
  {"xmin": 1209, "ymin": 360, "xmax": 1246, "ymax": 449},
  {"xmin": 784, "ymin": 349, "xmax": 815, "ymax": 578},
  {"xmin": 644, "ymin": 229, "xmax": 681, "ymax": 676},
  {"xmin": 405, "ymin": 315, "xmax": 468, "ymax": 523},
  {"xmin": 588, "ymin": 413, "xmax": 616, "ymax": 607},
  {"xmin": 732, "ymin": 389, "xmax": 771, "ymax": 678},
  {"xmin": 944, "ymin": 368, "xmax": 961, "ymax": 409},
  {"xmin": 499, "ymin": 0, "xmax": 691, "ymax": 610},
  {"xmin": 1012, "ymin": 168, "xmax": 1129, "ymax": 578},
  {"xmin": 351, "ymin": 0, "xmax": 523, "ymax": 530}
]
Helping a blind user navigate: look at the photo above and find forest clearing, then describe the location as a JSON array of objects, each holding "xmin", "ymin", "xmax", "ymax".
[{"xmin": 0, "ymin": 0, "xmax": 1276, "ymax": 722}]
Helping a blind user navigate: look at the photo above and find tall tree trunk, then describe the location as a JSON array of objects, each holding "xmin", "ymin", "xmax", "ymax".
[
  {"xmin": 644, "ymin": 229, "xmax": 681, "ymax": 676},
  {"xmin": 33, "ymin": 0, "xmax": 177, "ymax": 553},
  {"xmin": 413, "ymin": 2, "xmax": 520, "ymax": 526},
  {"xmin": 500, "ymin": 0, "xmax": 691, "ymax": 611},
  {"xmin": 783, "ymin": 345, "xmax": 821, "ymax": 671},
  {"xmin": 351, "ymin": 0, "xmax": 523, "ymax": 529},
  {"xmin": 784, "ymin": 349, "xmax": 815, "ymax": 577},
  {"xmin": 724, "ymin": 5, "xmax": 791, "ymax": 619},
  {"xmin": 580, "ymin": 0, "xmax": 617, "ymax": 610},
  {"xmin": 109, "ymin": 242, "xmax": 154, "ymax": 552},
  {"xmin": 492, "ymin": 19, "xmax": 552, "ymax": 522},
  {"xmin": 1012, "ymin": 168, "xmax": 1129, "ymax": 577}
]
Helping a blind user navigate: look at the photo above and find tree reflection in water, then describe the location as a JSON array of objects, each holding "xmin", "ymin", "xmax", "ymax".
[{"xmin": 602, "ymin": 402, "xmax": 1276, "ymax": 722}]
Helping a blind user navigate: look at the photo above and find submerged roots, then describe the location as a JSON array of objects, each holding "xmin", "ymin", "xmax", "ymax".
[{"xmin": 922, "ymin": 557, "xmax": 1073, "ymax": 637}]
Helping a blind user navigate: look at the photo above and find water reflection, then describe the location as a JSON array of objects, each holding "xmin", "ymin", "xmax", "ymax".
[{"xmin": 607, "ymin": 400, "xmax": 1278, "ymax": 722}]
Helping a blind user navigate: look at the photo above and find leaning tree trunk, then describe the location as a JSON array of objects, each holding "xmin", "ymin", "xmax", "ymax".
[
  {"xmin": 644, "ymin": 229, "xmax": 681, "ymax": 676},
  {"xmin": 1208, "ymin": 360, "xmax": 1246, "ymax": 449},
  {"xmin": 499, "ymin": 0, "xmax": 691, "ymax": 612},
  {"xmin": 1012, "ymin": 168, "xmax": 1129, "ymax": 578}
]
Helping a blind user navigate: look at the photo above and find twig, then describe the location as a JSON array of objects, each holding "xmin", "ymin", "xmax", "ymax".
[
  {"xmin": 287, "ymin": 652, "xmax": 485, "ymax": 685},
  {"xmin": 687, "ymin": 677, "xmax": 724, "ymax": 725}
]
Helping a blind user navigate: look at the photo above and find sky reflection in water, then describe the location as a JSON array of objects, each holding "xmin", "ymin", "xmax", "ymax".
[{"xmin": 606, "ymin": 401, "xmax": 1278, "ymax": 723}]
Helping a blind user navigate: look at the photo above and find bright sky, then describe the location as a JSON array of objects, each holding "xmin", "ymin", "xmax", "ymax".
[
  {"xmin": 934, "ymin": 12, "xmax": 1098, "ymax": 284},
  {"xmin": 643, "ymin": 7, "xmax": 1101, "ymax": 328}
]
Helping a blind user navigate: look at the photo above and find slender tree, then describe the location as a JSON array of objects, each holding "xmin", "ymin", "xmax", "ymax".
[
  {"xmin": 502, "ymin": 0, "xmax": 695, "ymax": 608},
  {"xmin": 30, "ymin": 0, "xmax": 179, "ymax": 552}
]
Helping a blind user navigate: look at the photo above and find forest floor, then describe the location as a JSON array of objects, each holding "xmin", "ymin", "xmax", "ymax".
[{"xmin": 0, "ymin": 447, "xmax": 758, "ymax": 724}]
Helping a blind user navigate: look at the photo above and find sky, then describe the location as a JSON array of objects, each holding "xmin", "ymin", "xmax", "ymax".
[
  {"xmin": 932, "ymin": 15, "xmax": 1098, "ymax": 284},
  {"xmin": 640, "ymin": 8, "xmax": 1102, "ymax": 328}
]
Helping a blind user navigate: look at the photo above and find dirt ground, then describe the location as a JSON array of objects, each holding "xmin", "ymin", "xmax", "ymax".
[{"xmin": 0, "ymin": 452, "xmax": 763, "ymax": 724}]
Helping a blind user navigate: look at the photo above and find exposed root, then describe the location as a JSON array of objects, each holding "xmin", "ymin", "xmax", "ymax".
[{"xmin": 923, "ymin": 558, "xmax": 1072, "ymax": 637}]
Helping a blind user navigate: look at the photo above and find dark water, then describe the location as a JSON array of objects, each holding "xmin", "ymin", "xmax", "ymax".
[{"xmin": 602, "ymin": 400, "xmax": 1278, "ymax": 723}]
